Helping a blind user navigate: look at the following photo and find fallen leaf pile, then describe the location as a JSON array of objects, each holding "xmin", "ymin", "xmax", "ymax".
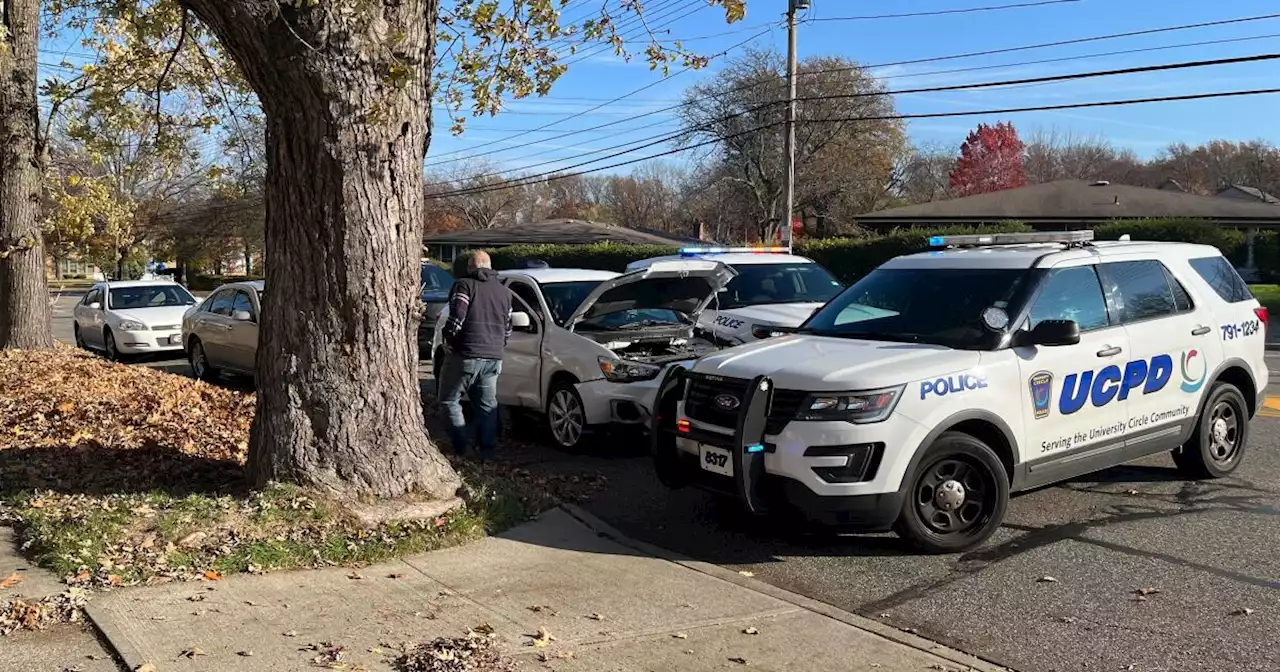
[
  {"xmin": 0, "ymin": 589, "xmax": 88, "ymax": 635},
  {"xmin": 395, "ymin": 628, "xmax": 518, "ymax": 672},
  {"xmin": 0, "ymin": 349, "xmax": 254, "ymax": 496}
]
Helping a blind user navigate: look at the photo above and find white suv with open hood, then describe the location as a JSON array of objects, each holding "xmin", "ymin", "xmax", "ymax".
[
  {"xmin": 432, "ymin": 259, "xmax": 736, "ymax": 449},
  {"xmin": 652, "ymin": 231, "xmax": 1268, "ymax": 553},
  {"xmin": 626, "ymin": 247, "xmax": 843, "ymax": 345}
]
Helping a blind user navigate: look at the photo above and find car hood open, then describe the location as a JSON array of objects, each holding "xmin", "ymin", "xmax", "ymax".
[{"xmin": 565, "ymin": 259, "xmax": 737, "ymax": 330}]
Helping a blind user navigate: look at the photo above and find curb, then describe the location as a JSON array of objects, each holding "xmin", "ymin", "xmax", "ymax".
[
  {"xmin": 1266, "ymin": 342, "xmax": 1280, "ymax": 352},
  {"xmin": 557, "ymin": 503, "xmax": 1011, "ymax": 672},
  {"xmin": 83, "ymin": 601, "xmax": 150, "ymax": 672}
]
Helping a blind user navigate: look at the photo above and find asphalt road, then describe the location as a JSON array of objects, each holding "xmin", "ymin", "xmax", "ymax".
[
  {"xmin": 491, "ymin": 358, "xmax": 1280, "ymax": 672},
  {"xmin": 50, "ymin": 293, "xmax": 1280, "ymax": 672}
]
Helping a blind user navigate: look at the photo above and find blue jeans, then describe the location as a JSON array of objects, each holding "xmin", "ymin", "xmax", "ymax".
[{"xmin": 438, "ymin": 354, "xmax": 502, "ymax": 456}]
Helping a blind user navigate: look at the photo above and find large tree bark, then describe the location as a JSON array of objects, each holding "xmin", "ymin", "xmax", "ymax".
[
  {"xmin": 0, "ymin": 0, "xmax": 55, "ymax": 349},
  {"xmin": 179, "ymin": 0, "xmax": 460, "ymax": 503}
]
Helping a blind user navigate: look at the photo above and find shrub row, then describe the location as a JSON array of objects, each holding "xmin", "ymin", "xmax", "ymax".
[
  {"xmin": 188, "ymin": 275, "xmax": 264, "ymax": 291},
  {"xmin": 483, "ymin": 218, "xmax": 1264, "ymax": 285},
  {"xmin": 487, "ymin": 222, "xmax": 1032, "ymax": 283}
]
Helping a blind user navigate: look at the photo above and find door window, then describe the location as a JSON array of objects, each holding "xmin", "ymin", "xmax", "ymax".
[
  {"xmin": 231, "ymin": 291, "xmax": 255, "ymax": 319},
  {"xmin": 1027, "ymin": 266, "xmax": 1110, "ymax": 332},
  {"xmin": 507, "ymin": 281, "xmax": 545, "ymax": 322},
  {"xmin": 209, "ymin": 291, "xmax": 235, "ymax": 316},
  {"xmin": 1099, "ymin": 260, "xmax": 1191, "ymax": 324}
]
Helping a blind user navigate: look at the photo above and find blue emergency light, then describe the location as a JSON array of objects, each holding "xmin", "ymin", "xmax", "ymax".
[
  {"xmin": 679, "ymin": 246, "xmax": 789, "ymax": 256},
  {"xmin": 745, "ymin": 444, "xmax": 765, "ymax": 454}
]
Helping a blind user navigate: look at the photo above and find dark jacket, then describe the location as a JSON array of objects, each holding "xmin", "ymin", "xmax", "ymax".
[{"xmin": 441, "ymin": 268, "xmax": 512, "ymax": 360}]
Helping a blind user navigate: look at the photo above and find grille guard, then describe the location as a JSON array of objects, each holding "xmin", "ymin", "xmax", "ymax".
[{"xmin": 651, "ymin": 366, "xmax": 776, "ymax": 514}]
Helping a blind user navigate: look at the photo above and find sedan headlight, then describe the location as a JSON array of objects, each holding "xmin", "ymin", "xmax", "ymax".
[
  {"xmin": 117, "ymin": 319, "xmax": 147, "ymax": 331},
  {"xmin": 797, "ymin": 385, "xmax": 904, "ymax": 424},
  {"xmin": 597, "ymin": 356, "xmax": 662, "ymax": 383}
]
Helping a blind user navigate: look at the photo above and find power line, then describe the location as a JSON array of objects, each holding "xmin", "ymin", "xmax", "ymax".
[
  {"xmin": 426, "ymin": 13, "xmax": 1280, "ymax": 167},
  {"xmin": 429, "ymin": 53, "xmax": 1280, "ymax": 186},
  {"xmin": 810, "ymin": 0, "xmax": 1081, "ymax": 21},
  {"xmin": 425, "ymin": 24, "xmax": 778, "ymax": 165},
  {"xmin": 429, "ymin": 87, "xmax": 1280, "ymax": 199}
]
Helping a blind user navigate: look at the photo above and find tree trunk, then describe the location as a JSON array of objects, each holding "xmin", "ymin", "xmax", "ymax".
[
  {"xmin": 0, "ymin": 0, "xmax": 54, "ymax": 350},
  {"xmin": 180, "ymin": 0, "xmax": 460, "ymax": 502}
]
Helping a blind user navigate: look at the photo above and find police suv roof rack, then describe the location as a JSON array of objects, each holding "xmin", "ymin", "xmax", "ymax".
[{"xmin": 927, "ymin": 230, "xmax": 1094, "ymax": 249}]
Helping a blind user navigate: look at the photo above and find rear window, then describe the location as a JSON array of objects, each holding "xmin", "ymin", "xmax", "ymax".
[{"xmin": 1189, "ymin": 256, "xmax": 1253, "ymax": 303}]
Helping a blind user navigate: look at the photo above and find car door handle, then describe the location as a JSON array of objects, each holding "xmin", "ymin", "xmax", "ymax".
[
  {"xmin": 1191, "ymin": 326, "xmax": 1211, "ymax": 336},
  {"xmin": 1096, "ymin": 346, "xmax": 1122, "ymax": 357}
]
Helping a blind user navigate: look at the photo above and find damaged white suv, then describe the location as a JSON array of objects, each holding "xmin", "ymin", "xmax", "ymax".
[
  {"xmin": 652, "ymin": 231, "xmax": 1267, "ymax": 553},
  {"xmin": 433, "ymin": 260, "xmax": 735, "ymax": 449}
]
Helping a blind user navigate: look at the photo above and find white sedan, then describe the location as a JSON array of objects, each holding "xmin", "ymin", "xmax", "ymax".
[
  {"xmin": 431, "ymin": 260, "xmax": 735, "ymax": 450},
  {"xmin": 73, "ymin": 281, "xmax": 200, "ymax": 360}
]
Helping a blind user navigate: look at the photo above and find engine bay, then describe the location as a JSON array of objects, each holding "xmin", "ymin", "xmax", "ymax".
[{"xmin": 581, "ymin": 326, "xmax": 720, "ymax": 365}]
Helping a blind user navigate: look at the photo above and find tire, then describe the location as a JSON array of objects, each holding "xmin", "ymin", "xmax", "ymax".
[
  {"xmin": 103, "ymin": 329, "xmax": 122, "ymax": 362},
  {"xmin": 73, "ymin": 324, "xmax": 87, "ymax": 350},
  {"xmin": 893, "ymin": 431, "xmax": 1009, "ymax": 554},
  {"xmin": 188, "ymin": 339, "xmax": 219, "ymax": 382},
  {"xmin": 1173, "ymin": 382, "xmax": 1248, "ymax": 479},
  {"xmin": 545, "ymin": 380, "xmax": 589, "ymax": 451}
]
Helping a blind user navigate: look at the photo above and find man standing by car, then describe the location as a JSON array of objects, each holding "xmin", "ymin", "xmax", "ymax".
[{"xmin": 438, "ymin": 251, "xmax": 512, "ymax": 458}]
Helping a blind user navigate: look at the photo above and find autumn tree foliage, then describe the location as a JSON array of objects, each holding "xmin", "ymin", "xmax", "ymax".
[{"xmin": 948, "ymin": 122, "xmax": 1027, "ymax": 197}]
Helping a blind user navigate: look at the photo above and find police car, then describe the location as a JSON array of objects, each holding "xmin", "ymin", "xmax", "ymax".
[
  {"xmin": 626, "ymin": 247, "xmax": 843, "ymax": 345},
  {"xmin": 651, "ymin": 231, "xmax": 1268, "ymax": 553}
]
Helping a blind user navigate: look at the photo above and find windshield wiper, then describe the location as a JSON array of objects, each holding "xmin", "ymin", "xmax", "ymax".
[{"xmin": 813, "ymin": 330, "xmax": 922, "ymax": 343}]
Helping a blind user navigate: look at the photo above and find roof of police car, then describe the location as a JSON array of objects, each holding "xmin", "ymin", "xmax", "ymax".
[
  {"xmin": 888, "ymin": 240, "xmax": 1223, "ymax": 269},
  {"xmin": 499, "ymin": 268, "xmax": 618, "ymax": 284}
]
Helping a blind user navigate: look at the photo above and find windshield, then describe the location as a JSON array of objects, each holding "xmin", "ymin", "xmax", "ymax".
[
  {"xmin": 803, "ymin": 267, "xmax": 1029, "ymax": 349},
  {"xmin": 577, "ymin": 308, "xmax": 688, "ymax": 331},
  {"xmin": 718, "ymin": 262, "xmax": 842, "ymax": 309},
  {"xmin": 108, "ymin": 285, "xmax": 197, "ymax": 309},
  {"xmin": 541, "ymin": 281, "xmax": 604, "ymax": 326}
]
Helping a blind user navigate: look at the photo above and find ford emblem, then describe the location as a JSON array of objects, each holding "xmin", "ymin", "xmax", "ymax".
[{"xmin": 713, "ymin": 394, "xmax": 741, "ymax": 411}]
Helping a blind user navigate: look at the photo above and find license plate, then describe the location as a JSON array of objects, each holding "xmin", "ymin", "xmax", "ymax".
[{"xmin": 699, "ymin": 444, "xmax": 733, "ymax": 477}]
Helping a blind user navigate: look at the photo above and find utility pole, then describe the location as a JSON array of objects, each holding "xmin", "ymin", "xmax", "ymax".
[{"xmin": 782, "ymin": 0, "xmax": 807, "ymax": 253}]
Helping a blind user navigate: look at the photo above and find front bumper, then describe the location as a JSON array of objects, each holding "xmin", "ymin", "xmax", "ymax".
[
  {"xmin": 117, "ymin": 330, "xmax": 185, "ymax": 353},
  {"xmin": 577, "ymin": 362, "xmax": 698, "ymax": 427},
  {"xmin": 651, "ymin": 369, "xmax": 928, "ymax": 530}
]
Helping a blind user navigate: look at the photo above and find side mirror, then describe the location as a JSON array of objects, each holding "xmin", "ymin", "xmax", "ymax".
[
  {"xmin": 88, "ymin": 302, "xmax": 101, "ymax": 310},
  {"xmin": 511, "ymin": 311, "xmax": 534, "ymax": 332},
  {"xmin": 1019, "ymin": 319, "xmax": 1080, "ymax": 347},
  {"xmin": 231, "ymin": 310, "xmax": 254, "ymax": 322}
]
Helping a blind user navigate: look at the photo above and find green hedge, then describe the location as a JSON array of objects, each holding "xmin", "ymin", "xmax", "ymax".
[
  {"xmin": 189, "ymin": 275, "xmax": 264, "ymax": 291},
  {"xmin": 1093, "ymin": 219, "xmax": 1246, "ymax": 261},
  {"xmin": 484, "ymin": 223, "xmax": 1032, "ymax": 284}
]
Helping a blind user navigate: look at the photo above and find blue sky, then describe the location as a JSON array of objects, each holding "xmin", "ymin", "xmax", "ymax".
[{"xmin": 37, "ymin": 0, "xmax": 1280, "ymax": 178}]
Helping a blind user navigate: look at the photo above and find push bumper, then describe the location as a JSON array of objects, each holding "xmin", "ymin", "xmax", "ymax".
[{"xmin": 650, "ymin": 367, "xmax": 911, "ymax": 531}]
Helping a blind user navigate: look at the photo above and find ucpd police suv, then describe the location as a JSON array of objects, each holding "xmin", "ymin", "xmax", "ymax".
[{"xmin": 651, "ymin": 231, "xmax": 1268, "ymax": 553}]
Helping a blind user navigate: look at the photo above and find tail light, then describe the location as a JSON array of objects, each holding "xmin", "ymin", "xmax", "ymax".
[{"xmin": 1255, "ymin": 306, "xmax": 1268, "ymax": 329}]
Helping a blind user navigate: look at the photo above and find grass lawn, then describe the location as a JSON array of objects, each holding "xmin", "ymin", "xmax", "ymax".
[
  {"xmin": 1, "ymin": 348, "xmax": 605, "ymax": 634},
  {"xmin": 1250, "ymin": 285, "xmax": 1280, "ymax": 320}
]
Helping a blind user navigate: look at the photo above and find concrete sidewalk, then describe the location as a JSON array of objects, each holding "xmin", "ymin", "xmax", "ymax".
[{"xmin": 83, "ymin": 507, "xmax": 1004, "ymax": 672}]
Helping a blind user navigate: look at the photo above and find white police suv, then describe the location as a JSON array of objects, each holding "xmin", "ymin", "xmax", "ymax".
[
  {"xmin": 651, "ymin": 231, "xmax": 1268, "ymax": 553},
  {"xmin": 626, "ymin": 247, "xmax": 843, "ymax": 345}
]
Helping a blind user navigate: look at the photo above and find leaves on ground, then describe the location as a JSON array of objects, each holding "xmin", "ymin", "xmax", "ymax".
[
  {"xmin": 526, "ymin": 627, "xmax": 555, "ymax": 648},
  {"xmin": 0, "ymin": 589, "xmax": 88, "ymax": 635},
  {"xmin": 181, "ymin": 646, "xmax": 208, "ymax": 658},
  {"xmin": 742, "ymin": 626, "xmax": 759, "ymax": 635},
  {"xmin": 1134, "ymin": 587, "xmax": 1160, "ymax": 596},
  {"xmin": 1232, "ymin": 607, "xmax": 1255, "ymax": 616},
  {"xmin": 584, "ymin": 612, "xmax": 603, "ymax": 621},
  {"xmin": 737, "ymin": 571, "xmax": 754, "ymax": 577},
  {"xmin": 0, "ymin": 573, "xmax": 22, "ymax": 590},
  {"xmin": 1037, "ymin": 576, "xmax": 1059, "ymax": 583},
  {"xmin": 396, "ymin": 628, "xmax": 518, "ymax": 672},
  {"xmin": 728, "ymin": 656, "xmax": 748, "ymax": 664},
  {"xmin": 0, "ymin": 349, "xmax": 576, "ymax": 633},
  {"xmin": 134, "ymin": 664, "xmax": 156, "ymax": 672}
]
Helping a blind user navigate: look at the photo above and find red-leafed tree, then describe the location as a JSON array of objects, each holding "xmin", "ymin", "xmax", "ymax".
[{"xmin": 948, "ymin": 122, "xmax": 1027, "ymax": 197}]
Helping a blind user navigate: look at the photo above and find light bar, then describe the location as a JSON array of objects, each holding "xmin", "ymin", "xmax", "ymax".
[
  {"xmin": 928, "ymin": 231, "xmax": 1094, "ymax": 248},
  {"xmin": 679, "ymin": 246, "xmax": 789, "ymax": 255}
]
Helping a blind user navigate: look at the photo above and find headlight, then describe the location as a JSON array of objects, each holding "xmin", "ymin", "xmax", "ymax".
[
  {"xmin": 797, "ymin": 385, "xmax": 904, "ymax": 424},
  {"xmin": 751, "ymin": 324, "xmax": 787, "ymax": 340},
  {"xmin": 597, "ymin": 356, "xmax": 661, "ymax": 383},
  {"xmin": 117, "ymin": 319, "xmax": 147, "ymax": 331}
]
